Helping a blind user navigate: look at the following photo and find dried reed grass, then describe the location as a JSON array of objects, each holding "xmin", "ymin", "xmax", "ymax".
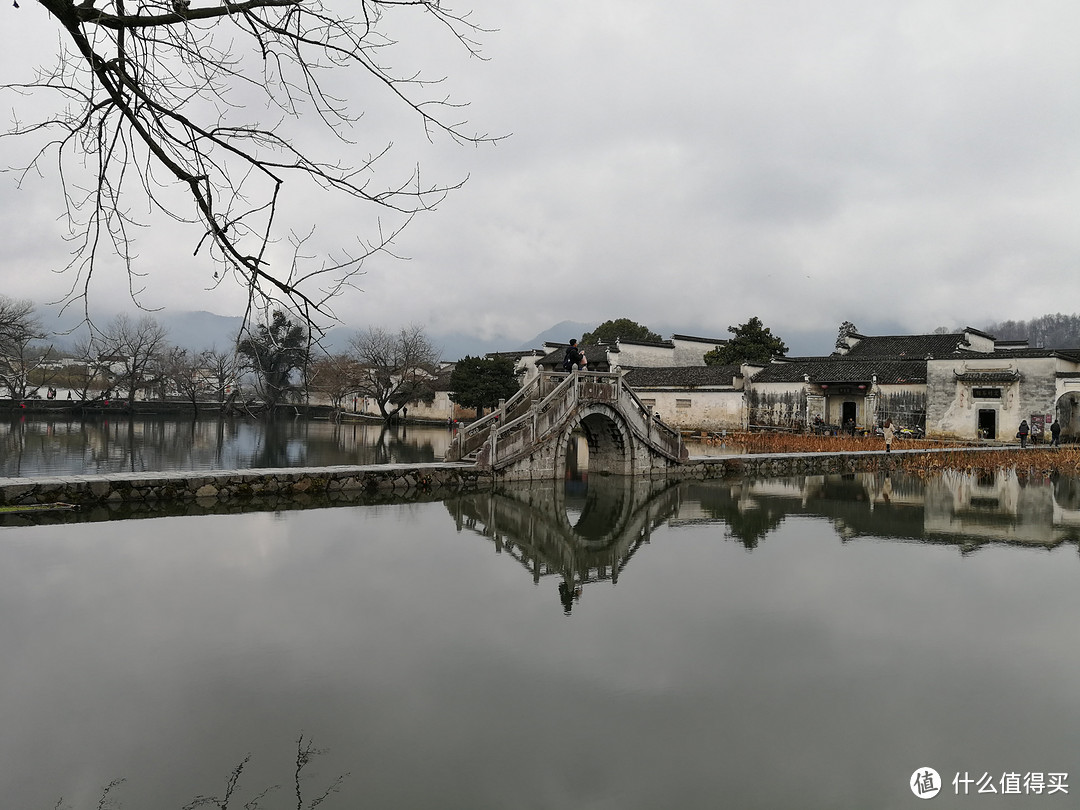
[{"xmin": 701, "ymin": 432, "xmax": 1080, "ymax": 477}]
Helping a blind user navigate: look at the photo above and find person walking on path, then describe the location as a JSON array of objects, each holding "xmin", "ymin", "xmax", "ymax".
[
  {"xmin": 882, "ymin": 420, "xmax": 895, "ymax": 453},
  {"xmin": 1051, "ymin": 420, "xmax": 1062, "ymax": 447},
  {"xmin": 1018, "ymin": 419, "xmax": 1030, "ymax": 448}
]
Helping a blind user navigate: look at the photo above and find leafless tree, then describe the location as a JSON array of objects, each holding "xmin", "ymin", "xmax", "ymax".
[
  {"xmin": 97, "ymin": 313, "xmax": 171, "ymax": 403},
  {"xmin": 307, "ymin": 352, "xmax": 362, "ymax": 411},
  {"xmin": 161, "ymin": 345, "xmax": 220, "ymax": 409},
  {"xmin": 349, "ymin": 323, "xmax": 438, "ymax": 421},
  {"xmin": 0, "ymin": 295, "xmax": 51, "ymax": 399},
  {"xmin": 66, "ymin": 337, "xmax": 111, "ymax": 399},
  {"xmin": 5, "ymin": 0, "xmax": 497, "ymax": 327},
  {"xmin": 0, "ymin": 295, "xmax": 43, "ymax": 349},
  {"xmin": 200, "ymin": 346, "xmax": 241, "ymax": 402}
]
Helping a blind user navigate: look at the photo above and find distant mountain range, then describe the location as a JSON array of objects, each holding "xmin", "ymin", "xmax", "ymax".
[
  {"xmin": 42, "ymin": 308, "xmax": 247, "ymax": 354},
  {"xmin": 40, "ymin": 308, "xmax": 597, "ymax": 360},
  {"xmin": 42, "ymin": 305, "xmax": 1059, "ymax": 362}
]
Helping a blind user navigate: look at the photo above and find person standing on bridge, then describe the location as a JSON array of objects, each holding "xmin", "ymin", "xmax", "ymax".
[
  {"xmin": 563, "ymin": 339, "xmax": 580, "ymax": 372},
  {"xmin": 882, "ymin": 420, "xmax": 895, "ymax": 453}
]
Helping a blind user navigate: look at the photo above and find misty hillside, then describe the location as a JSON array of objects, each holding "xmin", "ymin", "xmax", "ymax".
[{"xmin": 984, "ymin": 313, "xmax": 1080, "ymax": 349}]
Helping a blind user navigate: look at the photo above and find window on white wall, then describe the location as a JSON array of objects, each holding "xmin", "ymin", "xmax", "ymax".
[
  {"xmin": 676, "ymin": 399, "xmax": 691, "ymax": 409},
  {"xmin": 641, "ymin": 398, "xmax": 656, "ymax": 407}
]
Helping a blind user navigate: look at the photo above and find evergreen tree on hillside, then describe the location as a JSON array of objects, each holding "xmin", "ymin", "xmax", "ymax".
[
  {"xmin": 580, "ymin": 319, "xmax": 662, "ymax": 345},
  {"xmin": 705, "ymin": 317, "xmax": 788, "ymax": 366}
]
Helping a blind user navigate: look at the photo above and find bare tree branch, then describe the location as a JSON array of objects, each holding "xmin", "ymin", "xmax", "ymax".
[{"xmin": 5, "ymin": 0, "xmax": 500, "ymax": 327}]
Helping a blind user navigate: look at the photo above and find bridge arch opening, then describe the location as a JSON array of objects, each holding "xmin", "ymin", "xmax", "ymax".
[{"xmin": 562, "ymin": 408, "xmax": 634, "ymax": 479}]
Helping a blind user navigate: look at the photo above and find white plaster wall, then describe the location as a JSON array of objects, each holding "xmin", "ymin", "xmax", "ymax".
[
  {"xmin": 516, "ymin": 355, "xmax": 543, "ymax": 385},
  {"xmin": 396, "ymin": 391, "xmax": 473, "ymax": 421},
  {"xmin": 611, "ymin": 342, "xmax": 675, "ymax": 368},
  {"xmin": 963, "ymin": 330, "xmax": 996, "ymax": 353},
  {"xmin": 871, "ymin": 383, "xmax": 925, "ymax": 425},
  {"xmin": 746, "ymin": 381, "xmax": 808, "ymax": 427},
  {"xmin": 926, "ymin": 356, "xmax": 1063, "ymax": 439},
  {"xmin": 633, "ymin": 389, "xmax": 745, "ymax": 431},
  {"xmin": 671, "ymin": 338, "xmax": 719, "ymax": 366}
]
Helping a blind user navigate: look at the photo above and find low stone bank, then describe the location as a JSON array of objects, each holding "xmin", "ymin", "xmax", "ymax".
[
  {"xmin": 0, "ymin": 447, "xmax": 1010, "ymax": 512},
  {"xmin": 0, "ymin": 463, "xmax": 491, "ymax": 509}
]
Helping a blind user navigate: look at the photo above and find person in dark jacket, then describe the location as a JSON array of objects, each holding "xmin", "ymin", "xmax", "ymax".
[
  {"xmin": 1017, "ymin": 419, "xmax": 1030, "ymax": 448},
  {"xmin": 563, "ymin": 339, "xmax": 580, "ymax": 372}
]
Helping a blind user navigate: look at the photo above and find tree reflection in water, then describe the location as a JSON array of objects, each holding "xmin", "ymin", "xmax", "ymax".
[{"xmin": 0, "ymin": 415, "xmax": 449, "ymax": 477}]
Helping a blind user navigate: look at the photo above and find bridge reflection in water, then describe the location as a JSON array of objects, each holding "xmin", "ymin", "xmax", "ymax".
[
  {"xmin": 446, "ymin": 459, "xmax": 684, "ymax": 614},
  {"xmin": 445, "ymin": 465, "xmax": 1080, "ymax": 613}
]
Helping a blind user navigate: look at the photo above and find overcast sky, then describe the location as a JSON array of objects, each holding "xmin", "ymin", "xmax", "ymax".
[{"xmin": 3, "ymin": 0, "xmax": 1080, "ymax": 355}]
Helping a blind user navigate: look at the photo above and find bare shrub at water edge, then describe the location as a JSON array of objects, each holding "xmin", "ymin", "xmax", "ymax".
[{"xmin": 53, "ymin": 735, "xmax": 348, "ymax": 810}]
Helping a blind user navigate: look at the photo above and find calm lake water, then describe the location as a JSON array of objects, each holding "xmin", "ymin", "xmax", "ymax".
[
  {"xmin": 1, "ymin": 415, "xmax": 453, "ymax": 477},
  {"xmin": 3, "ymin": 468, "xmax": 1080, "ymax": 808}
]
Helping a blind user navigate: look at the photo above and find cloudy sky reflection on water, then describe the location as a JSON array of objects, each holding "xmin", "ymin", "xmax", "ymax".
[{"xmin": 1, "ymin": 478, "xmax": 1079, "ymax": 808}]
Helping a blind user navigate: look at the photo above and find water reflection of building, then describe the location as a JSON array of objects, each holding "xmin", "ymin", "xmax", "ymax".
[
  {"xmin": 447, "ymin": 471, "xmax": 1080, "ymax": 605},
  {"xmin": 728, "ymin": 470, "xmax": 1080, "ymax": 551}
]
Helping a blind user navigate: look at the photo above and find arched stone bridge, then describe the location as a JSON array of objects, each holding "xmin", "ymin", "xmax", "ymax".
[{"xmin": 445, "ymin": 370, "xmax": 689, "ymax": 480}]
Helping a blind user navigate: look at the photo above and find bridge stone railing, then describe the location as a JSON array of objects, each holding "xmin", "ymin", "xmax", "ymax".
[
  {"xmin": 445, "ymin": 369, "xmax": 685, "ymax": 472},
  {"xmin": 445, "ymin": 371, "xmax": 556, "ymax": 461}
]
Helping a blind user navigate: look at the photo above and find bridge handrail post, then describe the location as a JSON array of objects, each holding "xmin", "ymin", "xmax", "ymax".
[{"xmin": 491, "ymin": 398, "xmax": 507, "ymax": 462}]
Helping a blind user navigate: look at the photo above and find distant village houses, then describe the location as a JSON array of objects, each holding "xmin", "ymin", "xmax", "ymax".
[
  {"xmin": 430, "ymin": 324, "xmax": 1080, "ymax": 443},
  {"xmin": 29, "ymin": 321, "xmax": 1078, "ymax": 443}
]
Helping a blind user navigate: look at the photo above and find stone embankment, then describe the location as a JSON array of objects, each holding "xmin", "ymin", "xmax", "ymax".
[
  {"xmin": 0, "ymin": 447, "xmax": 970, "ymax": 515},
  {"xmin": 0, "ymin": 463, "xmax": 489, "ymax": 513}
]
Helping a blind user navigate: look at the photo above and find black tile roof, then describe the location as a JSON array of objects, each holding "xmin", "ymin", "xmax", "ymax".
[
  {"xmin": 752, "ymin": 358, "xmax": 927, "ymax": 385},
  {"xmin": 972, "ymin": 346, "xmax": 1080, "ymax": 361},
  {"xmin": 484, "ymin": 349, "xmax": 542, "ymax": 359},
  {"xmin": 670, "ymin": 334, "xmax": 727, "ymax": 344},
  {"xmin": 613, "ymin": 337, "xmax": 674, "ymax": 348},
  {"xmin": 623, "ymin": 366, "xmax": 740, "ymax": 388},
  {"xmin": 953, "ymin": 371, "xmax": 1021, "ymax": 383},
  {"xmin": 840, "ymin": 333, "xmax": 974, "ymax": 358},
  {"xmin": 536, "ymin": 344, "xmax": 611, "ymax": 369}
]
